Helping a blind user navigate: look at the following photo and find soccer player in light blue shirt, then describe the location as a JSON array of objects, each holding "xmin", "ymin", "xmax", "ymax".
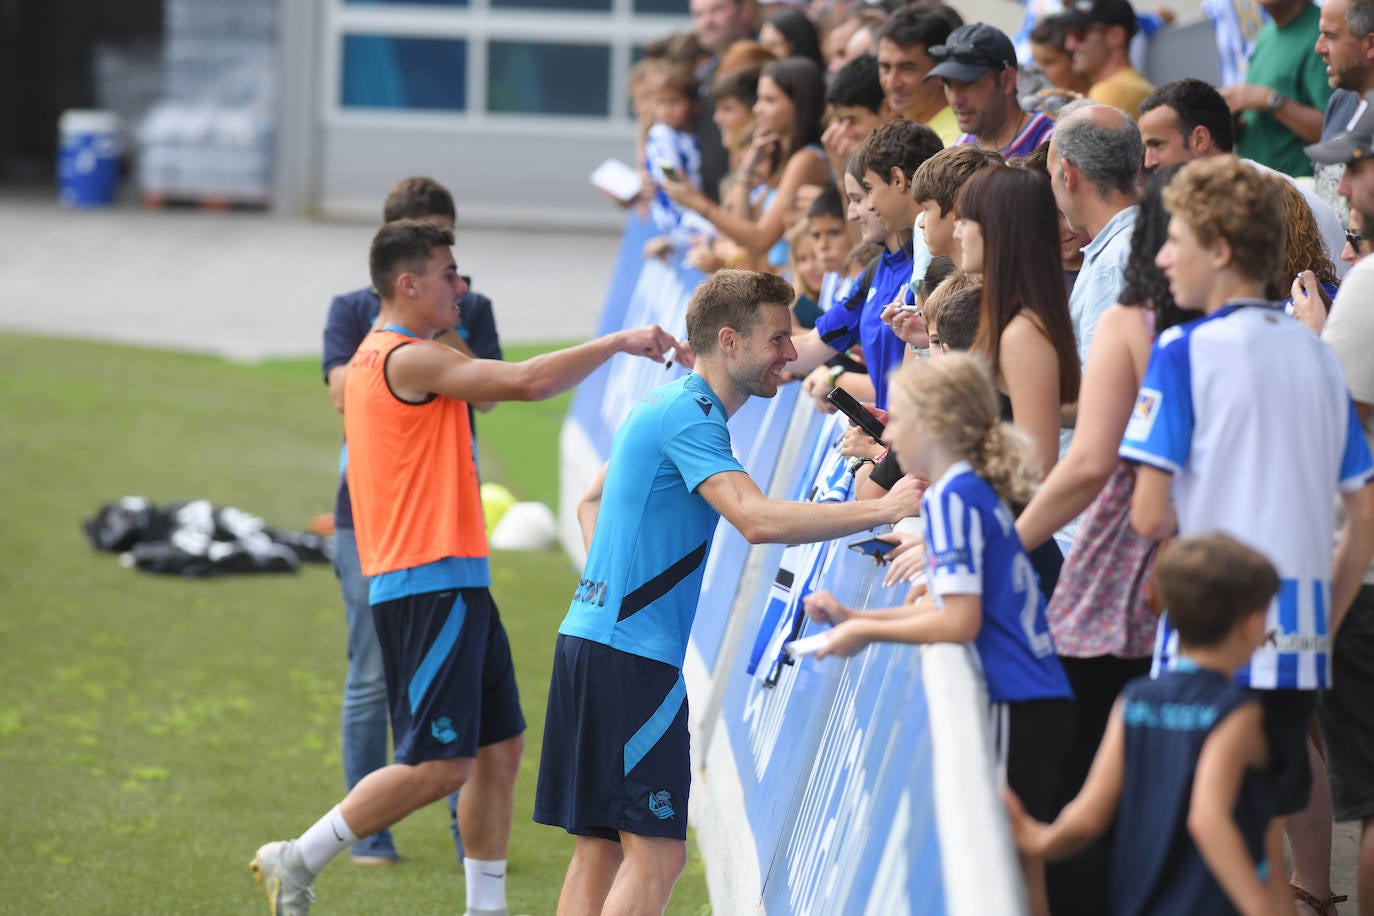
[{"xmin": 535, "ymin": 270, "xmax": 923, "ymax": 915}]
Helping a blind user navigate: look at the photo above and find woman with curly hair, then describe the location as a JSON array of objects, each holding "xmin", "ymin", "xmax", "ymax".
[{"xmin": 1282, "ymin": 179, "xmax": 1342, "ymax": 334}]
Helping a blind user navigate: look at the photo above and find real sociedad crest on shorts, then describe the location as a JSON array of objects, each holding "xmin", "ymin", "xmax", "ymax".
[
  {"xmin": 431, "ymin": 716, "xmax": 458, "ymax": 744},
  {"xmin": 648, "ymin": 789, "xmax": 675, "ymax": 820}
]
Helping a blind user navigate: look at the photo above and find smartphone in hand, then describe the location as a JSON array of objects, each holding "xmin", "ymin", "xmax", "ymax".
[
  {"xmin": 848, "ymin": 536, "xmax": 897, "ymax": 561},
  {"xmin": 826, "ymin": 387, "xmax": 886, "ymax": 442}
]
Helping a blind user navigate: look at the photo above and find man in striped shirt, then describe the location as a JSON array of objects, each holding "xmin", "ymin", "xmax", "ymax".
[{"xmin": 925, "ymin": 22, "xmax": 1056, "ymax": 159}]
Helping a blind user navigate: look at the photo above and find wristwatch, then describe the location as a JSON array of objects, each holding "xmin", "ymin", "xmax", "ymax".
[
  {"xmin": 848, "ymin": 456, "xmax": 875, "ymax": 473},
  {"xmin": 1266, "ymin": 90, "xmax": 1286, "ymax": 114},
  {"xmin": 828, "ymin": 364, "xmax": 845, "ymax": 385}
]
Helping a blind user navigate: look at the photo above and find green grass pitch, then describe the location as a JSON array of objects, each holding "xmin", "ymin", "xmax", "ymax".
[{"xmin": 0, "ymin": 334, "xmax": 710, "ymax": 915}]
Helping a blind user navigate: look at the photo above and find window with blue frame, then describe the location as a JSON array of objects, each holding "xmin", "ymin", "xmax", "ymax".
[
  {"xmin": 487, "ymin": 42, "xmax": 610, "ymax": 116},
  {"xmin": 340, "ymin": 34, "xmax": 468, "ymax": 111},
  {"xmin": 345, "ymin": 0, "xmax": 468, "ymax": 6},
  {"xmin": 491, "ymin": 0, "xmax": 610, "ymax": 8}
]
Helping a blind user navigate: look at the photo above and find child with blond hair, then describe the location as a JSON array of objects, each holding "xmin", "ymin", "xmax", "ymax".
[{"xmin": 804, "ymin": 352, "xmax": 1072, "ymax": 913}]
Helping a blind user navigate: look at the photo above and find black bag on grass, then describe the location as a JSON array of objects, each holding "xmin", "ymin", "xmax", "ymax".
[{"xmin": 83, "ymin": 497, "xmax": 332, "ymax": 578}]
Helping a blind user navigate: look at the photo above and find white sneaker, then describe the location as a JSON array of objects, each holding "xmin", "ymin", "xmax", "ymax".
[{"xmin": 250, "ymin": 840, "xmax": 316, "ymax": 915}]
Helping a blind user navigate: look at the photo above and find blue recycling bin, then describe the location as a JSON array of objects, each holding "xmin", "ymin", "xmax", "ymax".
[{"xmin": 58, "ymin": 110, "xmax": 122, "ymax": 208}]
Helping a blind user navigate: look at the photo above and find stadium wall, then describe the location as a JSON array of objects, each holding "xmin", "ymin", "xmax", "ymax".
[{"xmin": 559, "ymin": 215, "xmax": 1027, "ymax": 915}]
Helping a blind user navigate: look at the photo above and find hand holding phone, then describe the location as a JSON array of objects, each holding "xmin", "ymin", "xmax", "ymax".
[
  {"xmin": 826, "ymin": 387, "xmax": 886, "ymax": 443},
  {"xmin": 849, "ymin": 535, "xmax": 897, "ymax": 562}
]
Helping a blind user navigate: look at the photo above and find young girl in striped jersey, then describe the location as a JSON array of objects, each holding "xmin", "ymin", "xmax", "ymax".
[{"xmin": 803, "ymin": 352, "xmax": 1073, "ymax": 915}]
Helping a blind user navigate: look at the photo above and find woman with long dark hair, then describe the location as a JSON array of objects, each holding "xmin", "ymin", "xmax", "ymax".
[
  {"xmin": 953, "ymin": 165, "xmax": 1080, "ymax": 477},
  {"xmin": 663, "ymin": 56, "xmax": 830, "ymax": 258},
  {"xmin": 759, "ymin": 7, "xmax": 823, "ymax": 68}
]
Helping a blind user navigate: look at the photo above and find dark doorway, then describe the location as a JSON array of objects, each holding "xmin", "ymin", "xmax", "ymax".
[{"xmin": 0, "ymin": 0, "xmax": 162, "ymax": 184}]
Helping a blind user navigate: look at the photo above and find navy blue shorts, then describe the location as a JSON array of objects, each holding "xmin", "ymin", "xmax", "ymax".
[
  {"xmin": 371, "ymin": 587, "xmax": 525, "ymax": 765},
  {"xmin": 533, "ymin": 634, "xmax": 690, "ymax": 842}
]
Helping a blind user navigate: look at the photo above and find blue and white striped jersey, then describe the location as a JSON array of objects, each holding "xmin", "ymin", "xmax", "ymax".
[
  {"xmin": 645, "ymin": 123, "xmax": 703, "ymax": 248},
  {"xmin": 1120, "ymin": 302, "xmax": 1374, "ymax": 690},
  {"xmin": 923, "ymin": 462, "xmax": 1072, "ymax": 704},
  {"xmin": 1203, "ymin": 0, "xmax": 1270, "ymax": 87}
]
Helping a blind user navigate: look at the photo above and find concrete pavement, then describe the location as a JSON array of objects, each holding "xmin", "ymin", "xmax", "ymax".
[{"xmin": 0, "ymin": 188, "xmax": 621, "ymax": 360}]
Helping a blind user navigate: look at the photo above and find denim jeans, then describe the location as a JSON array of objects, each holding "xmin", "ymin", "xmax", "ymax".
[
  {"xmin": 334, "ymin": 527, "xmax": 397, "ymax": 856},
  {"xmin": 334, "ymin": 526, "xmax": 461, "ymax": 859},
  {"xmin": 334, "ymin": 527, "xmax": 390, "ymax": 794}
]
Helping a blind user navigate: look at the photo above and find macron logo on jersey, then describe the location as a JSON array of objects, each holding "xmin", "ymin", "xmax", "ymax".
[
  {"xmin": 1125, "ymin": 387, "xmax": 1163, "ymax": 444},
  {"xmin": 696, "ymin": 397, "xmax": 714, "ymax": 417}
]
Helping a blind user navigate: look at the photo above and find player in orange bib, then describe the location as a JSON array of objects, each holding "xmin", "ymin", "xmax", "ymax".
[{"xmin": 250, "ymin": 219, "xmax": 677, "ymax": 916}]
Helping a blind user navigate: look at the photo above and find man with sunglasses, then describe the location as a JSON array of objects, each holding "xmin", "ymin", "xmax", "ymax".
[{"xmin": 924, "ymin": 22, "xmax": 1056, "ymax": 159}]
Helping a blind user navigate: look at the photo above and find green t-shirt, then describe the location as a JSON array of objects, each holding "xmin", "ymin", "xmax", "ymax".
[{"xmin": 1237, "ymin": 2, "xmax": 1333, "ymax": 177}]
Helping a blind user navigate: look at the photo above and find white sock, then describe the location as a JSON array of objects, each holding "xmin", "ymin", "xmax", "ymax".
[
  {"xmin": 296, "ymin": 804, "xmax": 359, "ymax": 875},
  {"xmin": 464, "ymin": 857, "xmax": 508, "ymax": 912}
]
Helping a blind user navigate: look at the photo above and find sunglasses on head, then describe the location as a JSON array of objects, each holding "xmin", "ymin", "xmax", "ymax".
[{"xmin": 928, "ymin": 40, "xmax": 1008, "ymax": 71}]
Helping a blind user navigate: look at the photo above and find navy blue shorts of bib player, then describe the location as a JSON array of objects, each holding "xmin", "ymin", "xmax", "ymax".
[
  {"xmin": 533, "ymin": 634, "xmax": 690, "ymax": 841},
  {"xmin": 372, "ymin": 586, "xmax": 525, "ymax": 764}
]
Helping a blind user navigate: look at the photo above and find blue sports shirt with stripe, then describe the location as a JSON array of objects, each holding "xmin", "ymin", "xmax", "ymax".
[
  {"xmin": 1120, "ymin": 302, "xmax": 1374, "ymax": 690},
  {"xmin": 923, "ymin": 461, "xmax": 1073, "ymax": 704},
  {"xmin": 812, "ymin": 242, "xmax": 913, "ymax": 409},
  {"xmin": 559, "ymin": 373, "xmax": 745, "ymax": 668}
]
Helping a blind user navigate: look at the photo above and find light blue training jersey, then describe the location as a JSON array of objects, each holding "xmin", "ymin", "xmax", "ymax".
[{"xmin": 559, "ymin": 373, "xmax": 745, "ymax": 668}]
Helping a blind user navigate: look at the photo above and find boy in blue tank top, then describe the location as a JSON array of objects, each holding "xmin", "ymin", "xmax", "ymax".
[{"xmin": 1005, "ymin": 533, "xmax": 1289, "ymax": 916}]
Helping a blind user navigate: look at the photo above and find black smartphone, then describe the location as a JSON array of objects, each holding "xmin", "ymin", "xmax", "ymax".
[
  {"xmin": 826, "ymin": 386, "xmax": 886, "ymax": 442},
  {"xmin": 848, "ymin": 536, "xmax": 896, "ymax": 560},
  {"xmin": 660, "ymin": 164, "xmax": 681, "ymax": 182}
]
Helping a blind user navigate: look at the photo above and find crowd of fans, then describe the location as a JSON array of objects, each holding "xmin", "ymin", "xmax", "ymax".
[{"xmin": 621, "ymin": 0, "xmax": 1374, "ymax": 914}]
